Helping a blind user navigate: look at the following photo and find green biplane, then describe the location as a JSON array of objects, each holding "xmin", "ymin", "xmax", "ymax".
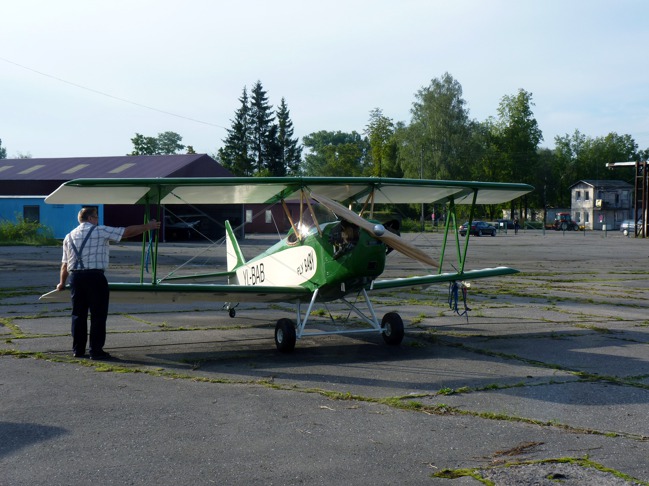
[{"xmin": 40, "ymin": 177, "xmax": 533, "ymax": 352}]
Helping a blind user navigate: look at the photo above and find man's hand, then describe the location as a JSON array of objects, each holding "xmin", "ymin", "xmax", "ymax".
[{"xmin": 123, "ymin": 220, "xmax": 162, "ymax": 239}]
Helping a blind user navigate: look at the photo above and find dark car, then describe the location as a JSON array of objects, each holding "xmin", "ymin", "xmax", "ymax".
[
  {"xmin": 164, "ymin": 215, "xmax": 201, "ymax": 240},
  {"xmin": 459, "ymin": 221, "xmax": 497, "ymax": 237}
]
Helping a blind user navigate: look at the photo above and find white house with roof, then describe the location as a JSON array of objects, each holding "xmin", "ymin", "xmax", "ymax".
[{"xmin": 570, "ymin": 179, "xmax": 633, "ymax": 230}]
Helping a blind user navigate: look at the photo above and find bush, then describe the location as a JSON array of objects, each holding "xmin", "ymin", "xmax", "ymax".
[{"xmin": 0, "ymin": 218, "xmax": 59, "ymax": 246}]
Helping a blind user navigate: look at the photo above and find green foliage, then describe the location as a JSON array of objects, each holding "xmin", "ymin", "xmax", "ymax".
[
  {"xmin": 276, "ymin": 97, "xmax": 302, "ymax": 176},
  {"xmin": 0, "ymin": 217, "xmax": 58, "ymax": 245},
  {"xmin": 0, "ymin": 138, "xmax": 7, "ymax": 159},
  {"xmin": 213, "ymin": 71, "xmax": 646, "ymax": 216},
  {"xmin": 218, "ymin": 87, "xmax": 254, "ymax": 176},
  {"xmin": 249, "ymin": 81, "xmax": 277, "ymax": 174},
  {"xmin": 398, "ymin": 72, "xmax": 476, "ymax": 181},
  {"xmin": 551, "ymin": 129, "xmax": 637, "ymax": 206},
  {"xmin": 129, "ymin": 131, "xmax": 186, "ymax": 155},
  {"xmin": 302, "ymin": 130, "xmax": 369, "ymax": 176},
  {"xmin": 365, "ymin": 108, "xmax": 401, "ymax": 177}
]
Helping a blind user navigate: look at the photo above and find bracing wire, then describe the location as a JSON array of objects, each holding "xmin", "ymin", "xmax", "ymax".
[{"xmin": 157, "ymin": 192, "xmax": 287, "ymax": 282}]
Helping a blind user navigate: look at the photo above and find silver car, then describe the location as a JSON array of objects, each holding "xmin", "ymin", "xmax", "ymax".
[{"xmin": 620, "ymin": 219, "xmax": 642, "ymax": 236}]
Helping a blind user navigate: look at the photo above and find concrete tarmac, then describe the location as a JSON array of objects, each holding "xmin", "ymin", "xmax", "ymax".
[{"xmin": 1, "ymin": 229, "xmax": 648, "ymax": 485}]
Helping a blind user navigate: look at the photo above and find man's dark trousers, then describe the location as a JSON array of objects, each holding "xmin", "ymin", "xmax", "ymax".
[{"xmin": 70, "ymin": 270, "xmax": 109, "ymax": 356}]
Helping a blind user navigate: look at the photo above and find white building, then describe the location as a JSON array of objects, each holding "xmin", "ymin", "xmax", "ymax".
[{"xmin": 569, "ymin": 180, "xmax": 633, "ymax": 230}]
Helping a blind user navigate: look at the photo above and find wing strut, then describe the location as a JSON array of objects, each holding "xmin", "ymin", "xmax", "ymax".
[
  {"xmin": 302, "ymin": 189, "xmax": 323, "ymax": 236},
  {"xmin": 438, "ymin": 188, "xmax": 478, "ymax": 274},
  {"xmin": 139, "ymin": 192, "xmax": 161, "ymax": 284},
  {"xmin": 358, "ymin": 189, "xmax": 375, "ymax": 219},
  {"xmin": 281, "ymin": 199, "xmax": 300, "ymax": 239}
]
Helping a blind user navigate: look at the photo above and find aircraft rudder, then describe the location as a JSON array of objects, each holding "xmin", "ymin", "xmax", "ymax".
[{"xmin": 225, "ymin": 220, "xmax": 246, "ymax": 271}]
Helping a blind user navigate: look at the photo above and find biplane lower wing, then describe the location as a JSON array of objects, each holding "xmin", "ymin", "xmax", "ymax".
[
  {"xmin": 40, "ymin": 282, "xmax": 312, "ymax": 305},
  {"xmin": 40, "ymin": 266, "xmax": 517, "ymax": 305},
  {"xmin": 371, "ymin": 266, "xmax": 519, "ymax": 291}
]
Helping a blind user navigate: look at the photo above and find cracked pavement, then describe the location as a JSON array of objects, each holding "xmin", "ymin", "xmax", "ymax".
[{"xmin": 1, "ymin": 230, "xmax": 649, "ymax": 485}]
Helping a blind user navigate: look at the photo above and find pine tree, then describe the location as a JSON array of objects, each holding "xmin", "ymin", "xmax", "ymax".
[
  {"xmin": 218, "ymin": 87, "xmax": 254, "ymax": 176},
  {"xmin": 276, "ymin": 98, "xmax": 303, "ymax": 175},
  {"xmin": 219, "ymin": 82, "xmax": 302, "ymax": 176},
  {"xmin": 248, "ymin": 81, "xmax": 276, "ymax": 175}
]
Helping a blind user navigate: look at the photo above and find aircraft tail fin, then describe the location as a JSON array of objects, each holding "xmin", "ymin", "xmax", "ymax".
[{"xmin": 225, "ymin": 220, "xmax": 246, "ymax": 271}]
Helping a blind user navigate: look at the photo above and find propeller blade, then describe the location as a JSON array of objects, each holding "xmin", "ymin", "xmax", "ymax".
[{"xmin": 310, "ymin": 192, "xmax": 439, "ymax": 268}]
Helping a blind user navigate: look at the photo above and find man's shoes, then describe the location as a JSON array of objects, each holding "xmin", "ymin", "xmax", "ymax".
[
  {"xmin": 89, "ymin": 351, "xmax": 112, "ymax": 361},
  {"xmin": 73, "ymin": 352, "xmax": 87, "ymax": 358}
]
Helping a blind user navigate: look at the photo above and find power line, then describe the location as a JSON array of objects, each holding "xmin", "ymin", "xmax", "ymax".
[{"xmin": 1, "ymin": 56, "xmax": 228, "ymax": 130}]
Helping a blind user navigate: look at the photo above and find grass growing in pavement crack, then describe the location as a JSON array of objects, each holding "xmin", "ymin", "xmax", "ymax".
[
  {"xmin": 2, "ymin": 349, "xmax": 648, "ymax": 441},
  {"xmin": 433, "ymin": 456, "xmax": 649, "ymax": 485}
]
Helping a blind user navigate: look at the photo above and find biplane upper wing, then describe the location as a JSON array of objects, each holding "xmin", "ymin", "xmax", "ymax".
[{"xmin": 45, "ymin": 176, "xmax": 533, "ymax": 206}]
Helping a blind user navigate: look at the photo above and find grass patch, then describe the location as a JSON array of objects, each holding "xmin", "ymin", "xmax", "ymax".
[{"xmin": 434, "ymin": 457, "xmax": 649, "ymax": 485}]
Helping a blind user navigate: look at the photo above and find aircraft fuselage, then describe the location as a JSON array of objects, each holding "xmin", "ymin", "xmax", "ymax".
[{"xmin": 233, "ymin": 221, "xmax": 387, "ymax": 301}]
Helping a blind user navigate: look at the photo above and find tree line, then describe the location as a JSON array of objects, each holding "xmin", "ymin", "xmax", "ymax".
[
  {"xmin": 2, "ymin": 73, "xmax": 643, "ymax": 220},
  {"xmin": 214, "ymin": 73, "xmax": 644, "ymax": 219}
]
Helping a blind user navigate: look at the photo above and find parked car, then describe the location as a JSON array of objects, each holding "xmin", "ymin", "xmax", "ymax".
[
  {"xmin": 459, "ymin": 221, "xmax": 497, "ymax": 237},
  {"xmin": 164, "ymin": 215, "xmax": 201, "ymax": 240},
  {"xmin": 620, "ymin": 219, "xmax": 643, "ymax": 236}
]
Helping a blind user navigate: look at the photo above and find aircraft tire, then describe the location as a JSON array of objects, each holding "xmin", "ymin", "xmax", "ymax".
[
  {"xmin": 228, "ymin": 308, "xmax": 236, "ymax": 318},
  {"xmin": 275, "ymin": 318, "xmax": 296, "ymax": 353},
  {"xmin": 381, "ymin": 312, "xmax": 404, "ymax": 345}
]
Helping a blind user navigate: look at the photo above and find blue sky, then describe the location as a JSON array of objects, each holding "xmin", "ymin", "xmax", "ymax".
[{"xmin": 2, "ymin": 0, "xmax": 648, "ymax": 158}]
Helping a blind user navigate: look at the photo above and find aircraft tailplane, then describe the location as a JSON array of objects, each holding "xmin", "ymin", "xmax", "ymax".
[{"xmin": 225, "ymin": 220, "xmax": 246, "ymax": 272}]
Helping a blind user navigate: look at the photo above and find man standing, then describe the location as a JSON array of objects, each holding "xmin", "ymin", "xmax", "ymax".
[{"xmin": 57, "ymin": 207, "xmax": 161, "ymax": 360}]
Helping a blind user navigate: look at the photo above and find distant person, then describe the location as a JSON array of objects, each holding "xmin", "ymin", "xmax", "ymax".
[
  {"xmin": 56, "ymin": 207, "xmax": 160, "ymax": 360},
  {"xmin": 514, "ymin": 218, "xmax": 520, "ymax": 235}
]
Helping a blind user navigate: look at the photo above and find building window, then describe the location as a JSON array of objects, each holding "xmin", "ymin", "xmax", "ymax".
[
  {"xmin": 265, "ymin": 210, "xmax": 272, "ymax": 224},
  {"xmin": 576, "ymin": 190, "xmax": 581, "ymax": 200},
  {"xmin": 245, "ymin": 210, "xmax": 253, "ymax": 223},
  {"xmin": 23, "ymin": 205, "xmax": 40, "ymax": 223},
  {"xmin": 585, "ymin": 213, "xmax": 589, "ymax": 223},
  {"xmin": 575, "ymin": 212, "xmax": 581, "ymax": 222},
  {"xmin": 585, "ymin": 191, "xmax": 590, "ymax": 200}
]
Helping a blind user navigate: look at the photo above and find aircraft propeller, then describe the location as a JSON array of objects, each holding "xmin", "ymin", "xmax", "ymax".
[{"xmin": 310, "ymin": 192, "xmax": 439, "ymax": 268}]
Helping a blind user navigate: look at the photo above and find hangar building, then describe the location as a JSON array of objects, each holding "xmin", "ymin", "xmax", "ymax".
[{"xmin": 0, "ymin": 154, "xmax": 241, "ymax": 240}]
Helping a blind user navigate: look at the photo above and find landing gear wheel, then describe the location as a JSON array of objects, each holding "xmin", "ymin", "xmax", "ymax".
[
  {"xmin": 381, "ymin": 312, "xmax": 404, "ymax": 345},
  {"xmin": 275, "ymin": 318, "xmax": 296, "ymax": 353},
  {"xmin": 228, "ymin": 308, "xmax": 236, "ymax": 318}
]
